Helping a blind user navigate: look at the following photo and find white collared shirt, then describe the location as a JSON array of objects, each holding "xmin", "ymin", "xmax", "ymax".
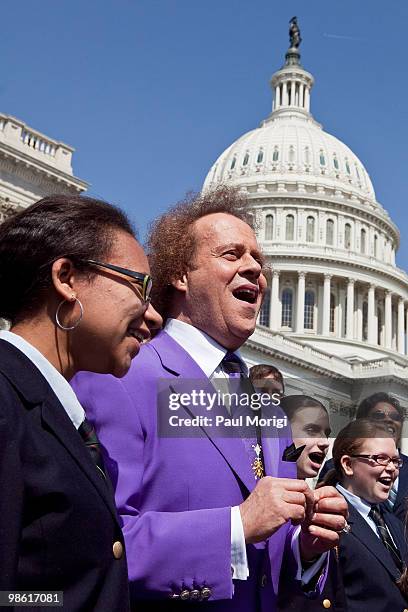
[
  {"xmin": 165, "ymin": 318, "xmax": 247, "ymax": 378},
  {"xmin": 336, "ymin": 483, "xmax": 396, "ymax": 543},
  {"xmin": 0, "ymin": 330, "xmax": 85, "ymax": 430}
]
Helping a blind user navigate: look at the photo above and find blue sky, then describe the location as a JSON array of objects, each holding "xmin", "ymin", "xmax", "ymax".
[{"xmin": 2, "ymin": 1, "xmax": 407, "ymax": 269}]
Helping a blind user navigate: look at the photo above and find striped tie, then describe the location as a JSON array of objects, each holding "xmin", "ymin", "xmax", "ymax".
[
  {"xmin": 369, "ymin": 505, "xmax": 403, "ymax": 572},
  {"xmin": 78, "ymin": 417, "xmax": 107, "ymax": 481}
]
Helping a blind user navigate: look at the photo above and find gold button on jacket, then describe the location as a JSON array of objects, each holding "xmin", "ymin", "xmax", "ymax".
[
  {"xmin": 112, "ymin": 541, "xmax": 123, "ymax": 559},
  {"xmin": 322, "ymin": 599, "xmax": 331, "ymax": 609}
]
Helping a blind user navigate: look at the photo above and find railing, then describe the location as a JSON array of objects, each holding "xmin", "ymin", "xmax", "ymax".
[{"xmin": 21, "ymin": 129, "xmax": 56, "ymax": 157}]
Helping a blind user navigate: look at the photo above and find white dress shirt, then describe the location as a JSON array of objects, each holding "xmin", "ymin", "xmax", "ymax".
[
  {"xmin": 0, "ymin": 330, "xmax": 85, "ymax": 429},
  {"xmin": 165, "ymin": 319, "xmax": 325, "ymax": 584},
  {"xmin": 336, "ymin": 483, "xmax": 398, "ymax": 545}
]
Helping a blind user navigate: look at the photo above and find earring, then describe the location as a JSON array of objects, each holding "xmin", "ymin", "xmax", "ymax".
[{"xmin": 55, "ymin": 297, "xmax": 84, "ymax": 331}]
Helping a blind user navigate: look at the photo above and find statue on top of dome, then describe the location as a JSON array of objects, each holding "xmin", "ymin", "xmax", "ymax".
[{"xmin": 289, "ymin": 16, "xmax": 302, "ymax": 49}]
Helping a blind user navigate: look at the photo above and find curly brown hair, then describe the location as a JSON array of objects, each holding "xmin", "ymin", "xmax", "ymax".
[{"xmin": 147, "ymin": 186, "xmax": 255, "ymax": 320}]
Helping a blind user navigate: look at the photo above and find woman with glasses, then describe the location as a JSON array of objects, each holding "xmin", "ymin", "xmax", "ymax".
[
  {"xmin": 0, "ymin": 195, "xmax": 162, "ymax": 611},
  {"xmin": 319, "ymin": 392, "xmax": 408, "ymax": 521},
  {"xmin": 319, "ymin": 419, "xmax": 408, "ymax": 612}
]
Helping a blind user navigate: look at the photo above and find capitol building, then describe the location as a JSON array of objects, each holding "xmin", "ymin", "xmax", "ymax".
[
  {"xmin": 0, "ymin": 27, "xmax": 407, "ymax": 438},
  {"xmin": 203, "ymin": 31, "xmax": 408, "ymax": 435}
]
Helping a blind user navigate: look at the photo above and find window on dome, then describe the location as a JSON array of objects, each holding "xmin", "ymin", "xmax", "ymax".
[
  {"xmin": 344, "ymin": 223, "xmax": 351, "ymax": 250},
  {"xmin": 355, "ymin": 165, "xmax": 360, "ymax": 179},
  {"xmin": 257, "ymin": 150, "xmax": 264, "ymax": 164},
  {"xmin": 265, "ymin": 215, "xmax": 274, "ymax": 240},
  {"xmin": 273, "ymin": 147, "xmax": 279, "ymax": 162},
  {"xmin": 281, "ymin": 289, "xmax": 293, "ymax": 327},
  {"xmin": 362, "ymin": 301, "xmax": 368, "ymax": 341},
  {"xmin": 360, "ymin": 228, "xmax": 366, "ymax": 254},
  {"xmin": 345, "ymin": 160, "xmax": 351, "ymax": 174},
  {"xmin": 259, "ymin": 289, "xmax": 270, "ymax": 327},
  {"xmin": 304, "ymin": 291, "xmax": 315, "ymax": 330},
  {"xmin": 333, "ymin": 155, "xmax": 339, "ymax": 170},
  {"xmin": 306, "ymin": 216, "xmax": 315, "ymax": 242},
  {"xmin": 289, "ymin": 146, "xmax": 295, "ymax": 163},
  {"xmin": 285, "ymin": 214, "xmax": 294, "ymax": 240},
  {"xmin": 330, "ymin": 293, "xmax": 336, "ymax": 333},
  {"xmin": 230, "ymin": 156, "xmax": 236, "ymax": 170},
  {"xmin": 243, "ymin": 153, "xmax": 249, "ymax": 166},
  {"xmin": 304, "ymin": 147, "xmax": 311, "ymax": 165},
  {"xmin": 374, "ymin": 234, "xmax": 378, "ymax": 257},
  {"xmin": 326, "ymin": 219, "xmax": 334, "ymax": 246},
  {"xmin": 319, "ymin": 151, "xmax": 326, "ymax": 166}
]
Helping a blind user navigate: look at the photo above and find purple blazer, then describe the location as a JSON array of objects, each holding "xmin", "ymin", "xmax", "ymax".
[{"xmin": 72, "ymin": 331, "xmax": 323, "ymax": 611}]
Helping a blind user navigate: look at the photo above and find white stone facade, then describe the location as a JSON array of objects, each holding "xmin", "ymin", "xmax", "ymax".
[
  {"xmin": 203, "ymin": 42, "xmax": 408, "ymax": 444},
  {"xmin": 0, "ymin": 113, "xmax": 87, "ymax": 219}
]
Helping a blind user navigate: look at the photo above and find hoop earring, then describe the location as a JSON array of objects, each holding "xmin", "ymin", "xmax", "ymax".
[{"xmin": 55, "ymin": 298, "xmax": 84, "ymax": 331}]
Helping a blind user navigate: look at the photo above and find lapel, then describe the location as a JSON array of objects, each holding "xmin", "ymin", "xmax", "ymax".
[
  {"xmin": 40, "ymin": 396, "xmax": 120, "ymax": 523},
  {"xmin": 152, "ymin": 331, "xmax": 258, "ymax": 493},
  {"xmin": 0, "ymin": 340, "xmax": 120, "ymax": 526},
  {"xmin": 346, "ymin": 502, "xmax": 401, "ymax": 580}
]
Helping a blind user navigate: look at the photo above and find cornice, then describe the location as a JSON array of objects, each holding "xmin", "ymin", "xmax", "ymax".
[{"xmin": 0, "ymin": 143, "xmax": 88, "ymax": 191}]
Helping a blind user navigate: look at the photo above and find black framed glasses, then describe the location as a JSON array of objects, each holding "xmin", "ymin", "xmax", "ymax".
[
  {"xmin": 82, "ymin": 259, "xmax": 152, "ymax": 303},
  {"xmin": 350, "ymin": 454, "xmax": 403, "ymax": 469}
]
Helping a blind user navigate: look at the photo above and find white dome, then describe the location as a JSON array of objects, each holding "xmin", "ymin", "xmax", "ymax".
[
  {"xmin": 203, "ymin": 46, "xmax": 376, "ymax": 204},
  {"xmin": 203, "ymin": 113, "xmax": 376, "ymax": 202}
]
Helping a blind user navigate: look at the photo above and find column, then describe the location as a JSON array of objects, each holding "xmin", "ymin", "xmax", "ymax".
[
  {"xmin": 322, "ymin": 274, "xmax": 332, "ymax": 335},
  {"xmin": 397, "ymin": 297, "xmax": 405, "ymax": 354},
  {"xmin": 275, "ymin": 85, "xmax": 281, "ymax": 109},
  {"xmin": 283, "ymin": 82, "xmax": 288, "ymax": 106},
  {"xmin": 299, "ymin": 83, "xmax": 304, "ymax": 109},
  {"xmin": 269, "ymin": 270, "xmax": 280, "ymax": 331},
  {"xmin": 356, "ymin": 290, "xmax": 363, "ymax": 341},
  {"xmin": 346, "ymin": 279, "xmax": 355, "ymax": 340},
  {"xmin": 305, "ymin": 87, "xmax": 310, "ymax": 112},
  {"xmin": 339, "ymin": 287, "xmax": 346, "ymax": 338},
  {"xmin": 367, "ymin": 284, "xmax": 376, "ymax": 344},
  {"xmin": 296, "ymin": 272, "xmax": 305, "ymax": 333},
  {"xmin": 385, "ymin": 291, "xmax": 392, "ymax": 349}
]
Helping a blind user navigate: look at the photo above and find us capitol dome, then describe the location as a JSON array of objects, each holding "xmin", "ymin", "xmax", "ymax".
[{"xmin": 203, "ymin": 20, "xmax": 408, "ymax": 422}]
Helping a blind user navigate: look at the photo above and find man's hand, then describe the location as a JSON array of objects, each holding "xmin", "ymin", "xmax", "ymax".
[
  {"xmin": 239, "ymin": 477, "xmax": 315, "ymax": 544},
  {"xmin": 299, "ymin": 486, "xmax": 348, "ymax": 561}
]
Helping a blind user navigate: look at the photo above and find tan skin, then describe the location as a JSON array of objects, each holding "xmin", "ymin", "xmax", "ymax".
[
  {"xmin": 12, "ymin": 230, "xmax": 162, "ymax": 380},
  {"xmin": 366, "ymin": 402, "xmax": 403, "ymax": 447},
  {"xmin": 340, "ymin": 437, "xmax": 399, "ymax": 504},
  {"xmin": 170, "ymin": 212, "xmax": 348, "ymax": 560},
  {"xmin": 290, "ymin": 406, "xmax": 331, "ymax": 480}
]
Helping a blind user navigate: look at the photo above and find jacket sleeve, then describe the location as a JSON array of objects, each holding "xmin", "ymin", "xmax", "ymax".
[
  {"xmin": 72, "ymin": 368, "xmax": 234, "ymax": 601},
  {"xmin": 0, "ymin": 379, "xmax": 24, "ymax": 589}
]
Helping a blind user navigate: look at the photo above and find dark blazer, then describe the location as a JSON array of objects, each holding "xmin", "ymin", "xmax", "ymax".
[
  {"xmin": 319, "ymin": 455, "xmax": 408, "ymax": 521},
  {"xmin": 337, "ymin": 502, "xmax": 408, "ymax": 612},
  {"xmin": 0, "ymin": 340, "xmax": 130, "ymax": 612},
  {"xmin": 277, "ymin": 548, "xmax": 346, "ymax": 611}
]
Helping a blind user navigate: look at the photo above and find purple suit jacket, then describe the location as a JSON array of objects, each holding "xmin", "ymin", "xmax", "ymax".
[{"xmin": 72, "ymin": 331, "xmax": 322, "ymax": 611}]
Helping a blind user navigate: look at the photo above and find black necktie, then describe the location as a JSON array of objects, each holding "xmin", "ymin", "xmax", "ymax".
[
  {"xmin": 369, "ymin": 505, "xmax": 403, "ymax": 572},
  {"xmin": 78, "ymin": 417, "xmax": 107, "ymax": 481},
  {"xmin": 222, "ymin": 351, "xmax": 244, "ymax": 378},
  {"xmin": 221, "ymin": 352, "xmax": 265, "ymax": 480}
]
